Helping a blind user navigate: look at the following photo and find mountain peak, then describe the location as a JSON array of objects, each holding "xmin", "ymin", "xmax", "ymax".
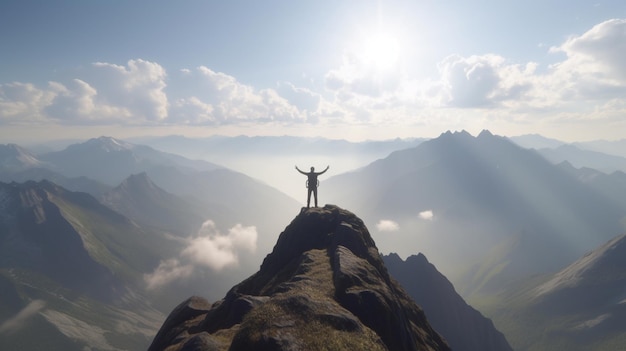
[
  {"xmin": 150, "ymin": 205, "xmax": 450, "ymax": 351},
  {"xmin": 0, "ymin": 143, "xmax": 43, "ymax": 170},
  {"xmin": 83, "ymin": 136, "xmax": 133, "ymax": 152},
  {"xmin": 383, "ymin": 253, "xmax": 513, "ymax": 351},
  {"xmin": 478, "ymin": 129, "xmax": 494, "ymax": 138},
  {"xmin": 118, "ymin": 172, "xmax": 153, "ymax": 189}
]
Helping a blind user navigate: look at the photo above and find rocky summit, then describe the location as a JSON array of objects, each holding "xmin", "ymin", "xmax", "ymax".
[{"xmin": 149, "ymin": 205, "xmax": 450, "ymax": 351}]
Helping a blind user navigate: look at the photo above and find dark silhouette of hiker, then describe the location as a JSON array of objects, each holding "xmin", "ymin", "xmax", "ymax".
[{"xmin": 295, "ymin": 165, "xmax": 329, "ymax": 208}]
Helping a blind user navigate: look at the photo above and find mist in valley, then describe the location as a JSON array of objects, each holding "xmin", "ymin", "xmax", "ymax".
[{"xmin": 3, "ymin": 131, "xmax": 626, "ymax": 351}]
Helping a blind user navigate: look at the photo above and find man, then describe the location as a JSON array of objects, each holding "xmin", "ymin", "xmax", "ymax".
[{"xmin": 295, "ymin": 165, "xmax": 329, "ymax": 208}]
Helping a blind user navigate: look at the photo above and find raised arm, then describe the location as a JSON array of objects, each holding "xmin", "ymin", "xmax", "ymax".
[
  {"xmin": 295, "ymin": 166, "xmax": 307, "ymax": 175},
  {"xmin": 316, "ymin": 165, "xmax": 330, "ymax": 175}
]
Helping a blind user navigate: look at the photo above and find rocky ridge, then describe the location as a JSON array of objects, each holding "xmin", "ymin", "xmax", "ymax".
[
  {"xmin": 149, "ymin": 205, "xmax": 450, "ymax": 351},
  {"xmin": 384, "ymin": 253, "xmax": 513, "ymax": 351}
]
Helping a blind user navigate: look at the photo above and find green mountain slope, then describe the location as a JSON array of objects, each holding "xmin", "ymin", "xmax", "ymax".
[
  {"xmin": 0, "ymin": 180, "xmax": 177, "ymax": 350},
  {"xmin": 474, "ymin": 233, "xmax": 626, "ymax": 351}
]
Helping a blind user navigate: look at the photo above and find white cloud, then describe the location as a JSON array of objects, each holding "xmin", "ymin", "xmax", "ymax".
[
  {"xmin": 0, "ymin": 82, "xmax": 54, "ymax": 122},
  {"xmin": 182, "ymin": 220, "xmax": 257, "ymax": 271},
  {"xmin": 144, "ymin": 220, "xmax": 258, "ymax": 289},
  {"xmin": 0, "ymin": 300, "xmax": 46, "ymax": 334},
  {"xmin": 418, "ymin": 210, "xmax": 434, "ymax": 221},
  {"xmin": 143, "ymin": 258, "xmax": 193, "ymax": 290},
  {"xmin": 45, "ymin": 79, "xmax": 131, "ymax": 123},
  {"xmin": 325, "ymin": 51, "xmax": 404, "ymax": 98},
  {"xmin": 171, "ymin": 96, "xmax": 216, "ymax": 124},
  {"xmin": 2, "ymin": 18, "xmax": 626, "ymax": 137},
  {"xmin": 376, "ymin": 219, "xmax": 400, "ymax": 232},
  {"xmin": 434, "ymin": 54, "xmax": 533, "ymax": 108},
  {"xmin": 556, "ymin": 19, "xmax": 626, "ymax": 81},
  {"xmin": 1, "ymin": 59, "xmax": 168, "ymax": 125},
  {"xmin": 90, "ymin": 59, "xmax": 169, "ymax": 121},
  {"xmin": 169, "ymin": 67, "xmax": 306, "ymax": 124},
  {"xmin": 546, "ymin": 18, "xmax": 626, "ymax": 103}
]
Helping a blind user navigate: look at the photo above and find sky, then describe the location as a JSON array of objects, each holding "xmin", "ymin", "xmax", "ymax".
[{"xmin": 1, "ymin": 0, "xmax": 626, "ymax": 143}]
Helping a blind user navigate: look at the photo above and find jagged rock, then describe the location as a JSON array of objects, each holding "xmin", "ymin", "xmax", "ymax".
[
  {"xmin": 384, "ymin": 253, "xmax": 513, "ymax": 351},
  {"xmin": 149, "ymin": 205, "xmax": 450, "ymax": 351},
  {"xmin": 150, "ymin": 296, "xmax": 213, "ymax": 349}
]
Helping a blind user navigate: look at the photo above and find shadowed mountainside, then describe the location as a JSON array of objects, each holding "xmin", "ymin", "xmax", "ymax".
[
  {"xmin": 100, "ymin": 172, "xmax": 210, "ymax": 235},
  {"xmin": 384, "ymin": 253, "xmax": 513, "ymax": 351},
  {"xmin": 149, "ymin": 205, "xmax": 450, "ymax": 351},
  {"xmin": 323, "ymin": 130, "xmax": 626, "ymax": 295},
  {"xmin": 479, "ymin": 232, "xmax": 626, "ymax": 351},
  {"xmin": 0, "ymin": 180, "xmax": 171, "ymax": 350}
]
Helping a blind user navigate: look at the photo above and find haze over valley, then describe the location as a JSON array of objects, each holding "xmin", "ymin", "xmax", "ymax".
[
  {"xmin": 3, "ymin": 1, "xmax": 626, "ymax": 350},
  {"xmin": 2, "ymin": 131, "xmax": 626, "ymax": 350}
]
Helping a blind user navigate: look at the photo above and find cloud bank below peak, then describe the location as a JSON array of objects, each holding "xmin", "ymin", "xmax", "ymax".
[{"xmin": 144, "ymin": 220, "xmax": 258, "ymax": 290}]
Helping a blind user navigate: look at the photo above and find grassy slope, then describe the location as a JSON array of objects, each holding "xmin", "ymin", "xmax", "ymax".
[
  {"xmin": 49, "ymin": 191, "xmax": 178, "ymax": 284},
  {"xmin": 471, "ymin": 275, "xmax": 626, "ymax": 351}
]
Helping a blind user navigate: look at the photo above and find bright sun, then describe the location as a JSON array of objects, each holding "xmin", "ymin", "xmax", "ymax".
[{"xmin": 357, "ymin": 31, "xmax": 402, "ymax": 71}]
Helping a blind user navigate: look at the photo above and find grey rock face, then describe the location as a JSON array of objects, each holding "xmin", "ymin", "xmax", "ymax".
[
  {"xmin": 149, "ymin": 205, "xmax": 450, "ymax": 351},
  {"xmin": 384, "ymin": 253, "xmax": 513, "ymax": 351}
]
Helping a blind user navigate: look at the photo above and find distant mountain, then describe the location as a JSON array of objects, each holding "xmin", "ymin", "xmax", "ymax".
[
  {"xmin": 130, "ymin": 134, "xmax": 426, "ymax": 160},
  {"xmin": 0, "ymin": 180, "xmax": 174, "ymax": 350},
  {"xmin": 509, "ymin": 133, "xmax": 565, "ymax": 149},
  {"xmin": 574, "ymin": 139, "xmax": 626, "ymax": 159},
  {"xmin": 39, "ymin": 136, "xmax": 221, "ymax": 186},
  {"xmin": 0, "ymin": 166, "xmax": 111, "ymax": 198},
  {"xmin": 128, "ymin": 135, "xmax": 427, "ymax": 202},
  {"xmin": 149, "ymin": 205, "xmax": 450, "ymax": 351},
  {"xmin": 0, "ymin": 143, "xmax": 44, "ymax": 171},
  {"xmin": 537, "ymin": 144, "xmax": 626, "ymax": 173},
  {"xmin": 101, "ymin": 172, "xmax": 216, "ymax": 236},
  {"xmin": 3, "ymin": 136, "xmax": 303, "ymax": 255},
  {"xmin": 384, "ymin": 253, "xmax": 513, "ymax": 351},
  {"xmin": 533, "ymin": 233, "xmax": 626, "ymax": 311},
  {"xmin": 481, "ymin": 232, "xmax": 626, "ymax": 351},
  {"xmin": 0, "ymin": 180, "xmax": 120, "ymax": 295},
  {"xmin": 143, "ymin": 165, "xmax": 302, "ymax": 254},
  {"xmin": 2, "ymin": 137, "xmax": 307, "ymax": 301},
  {"xmin": 324, "ymin": 130, "xmax": 626, "ymax": 294},
  {"xmin": 558, "ymin": 161, "xmax": 626, "ymax": 210}
]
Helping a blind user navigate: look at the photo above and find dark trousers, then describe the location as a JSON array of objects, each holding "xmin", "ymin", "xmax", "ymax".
[{"xmin": 307, "ymin": 187, "xmax": 318, "ymax": 208}]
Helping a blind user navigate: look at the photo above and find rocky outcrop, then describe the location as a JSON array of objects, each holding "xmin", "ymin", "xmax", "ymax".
[
  {"xmin": 149, "ymin": 205, "xmax": 450, "ymax": 351},
  {"xmin": 384, "ymin": 253, "xmax": 513, "ymax": 351}
]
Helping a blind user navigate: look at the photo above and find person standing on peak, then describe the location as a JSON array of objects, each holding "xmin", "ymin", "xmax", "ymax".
[{"xmin": 295, "ymin": 165, "xmax": 329, "ymax": 208}]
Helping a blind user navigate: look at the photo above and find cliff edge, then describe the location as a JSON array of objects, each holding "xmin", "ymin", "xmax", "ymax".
[{"xmin": 148, "ymin": 205, "xmax": 450, "ymax": 351}]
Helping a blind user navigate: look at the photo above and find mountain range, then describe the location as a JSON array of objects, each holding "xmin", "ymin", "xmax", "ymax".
[
  {"xmin": 2, "ymin": 131, "xmax": 626, "ymax": 350},
  {"xmin": 323, "ymin": 130, "xmax": 626, "ymax": 296},
  {"xmin": 1, "ymin": 136, "xmax": 301, "ymax": 239},
  {"xmin": 0, "ymin": 179, "xmax": 173, "ymax": 350},
  {"xmin": 0, "ymin": 137, "xmax": 304, "ymax": 350},
  {"xmin": 478, "ymin": 232, "xmax": 626, "ymax": 351}
]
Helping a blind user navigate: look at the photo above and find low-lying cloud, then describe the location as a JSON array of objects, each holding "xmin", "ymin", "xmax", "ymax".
[
  {"xmin": 144, "ymin": 258, "xmax": 194, "ymax": 290},
  {"xmin": 182, "ymin": 220, "xmax": 257, "ymax": 271},
  {"xmin": 376, "ymin": 219, "xmax": 400, "ymax": 232},
  {"xmin": 0, "ymin": 300, "xmax": 46, "ymax": 334},
  {"xmin": 144, "ymin": 220, "xmax": 258, "ymax": 289},
  {"xmin": 419, "ymin": 210, "xmax": 434, "ymax": 221}
]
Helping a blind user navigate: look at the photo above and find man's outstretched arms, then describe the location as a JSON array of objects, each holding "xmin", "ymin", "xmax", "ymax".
[
  {"xmin": 317, "ymin": 166, "xmax": 330, "ymax": 175},
  {"xmin": 295, "ymin": 166, "xmax": 307, "ymax": 175}
]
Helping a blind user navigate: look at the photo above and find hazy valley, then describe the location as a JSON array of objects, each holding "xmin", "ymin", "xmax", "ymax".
[{"xmin": 2, "ymin": 131, "xmax": 626, "ymax": 350}]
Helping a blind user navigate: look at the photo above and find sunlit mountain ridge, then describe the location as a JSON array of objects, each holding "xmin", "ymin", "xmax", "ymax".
[{"xmin": 2, "ymin": 130, "xmax": 626, "ymax": 350}]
